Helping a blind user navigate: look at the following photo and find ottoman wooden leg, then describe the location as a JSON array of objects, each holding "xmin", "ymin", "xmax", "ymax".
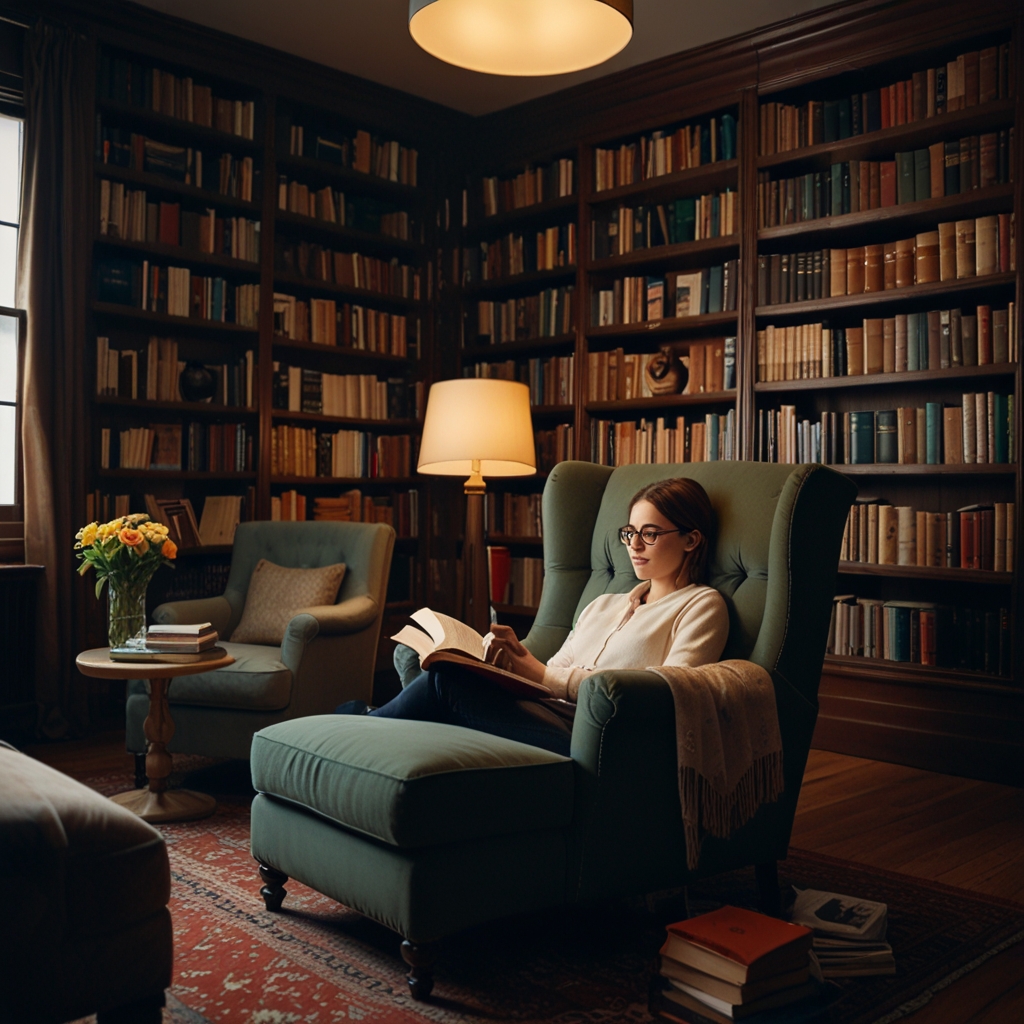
[
  {"xmin": 258, "ymin": 863, "xmax": 289, "ymax": 911},
  {"xmin": 97, "ymin": 991, "xmax": 165, "ymax": 1023},
  {"xmin": 401, "ymin": 939, "xmax": 436, "ymax": 999}
]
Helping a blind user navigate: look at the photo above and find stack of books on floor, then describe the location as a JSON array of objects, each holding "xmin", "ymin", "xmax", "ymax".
[
  {"xmin": 790, "ymin": 887, "xmax": 895, "ymax": 978},
  {"xmin": 650, "ymin": 906, "xmax": 839, "ymax": 1023}
]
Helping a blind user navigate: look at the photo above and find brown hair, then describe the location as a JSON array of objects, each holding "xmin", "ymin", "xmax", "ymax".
[{"xmin": 628, "ymin": 477, "xmax": 715, "ymax": 586}]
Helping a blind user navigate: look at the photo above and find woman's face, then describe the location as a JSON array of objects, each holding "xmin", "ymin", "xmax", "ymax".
[{"xmin": 625, "ymin": 499, "xmax": 697, "ymax": 587}]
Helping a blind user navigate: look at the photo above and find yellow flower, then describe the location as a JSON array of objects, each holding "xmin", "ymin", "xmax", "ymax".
[
  {"xmin": 132, "ymin": 537, "xmax": 150, "ymax": 556},
  {"xmin": 161, "ymin": 538, "xmax": 177, "ymax": 560},
  {"xmin": 80, "ymin": 522, "xmax": 99, "ymax": 547},
  {"xmin": 119, "ymin": 527, "xmax": 144, "ymax": 548}
]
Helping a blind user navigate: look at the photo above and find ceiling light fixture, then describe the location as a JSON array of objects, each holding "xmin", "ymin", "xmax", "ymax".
[{"xmin": 409, "ymin": 0, "xmax": 633, "ymax": 77}]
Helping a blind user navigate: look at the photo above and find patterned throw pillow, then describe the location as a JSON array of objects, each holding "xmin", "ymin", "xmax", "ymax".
[{"xmin": 230, "ymin": 559, "xmax": 346, "ymax": 645}]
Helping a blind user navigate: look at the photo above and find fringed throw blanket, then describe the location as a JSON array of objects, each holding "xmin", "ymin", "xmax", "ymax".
[{"xmin": 651, "ymin": 660, "xmax": 784, "ymax": 870}]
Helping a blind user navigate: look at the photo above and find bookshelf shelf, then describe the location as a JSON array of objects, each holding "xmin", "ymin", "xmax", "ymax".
[
  {"xmin": 95, "ymin": 234, "xmax": 261, "ymax": 275},
  {"xmin": 754, "ymin": 272, "xmax": 1016, "ymax": 318},
  {"xmin": 271, "ymin": 475, "xmax": 418, "ymax": 486},
  {"xmin": 586, "ymin": 311, "xmax": 737, "ymax": 341},
  {"xmin": 95, "ymin": 163, "xmax": 261, "ymax": 213},
  {"xmin": 837, "ymin": 561, "xmax": 1013, "ymax": 584},
  {"xmin": 587, "ymin": 390, "xmax": 737, "ymax": 414},
  {"xmin": 270, "ymin": 410, "xmax": 419, "ymax": 430},
  {"xmin": 275, "ymin": 154, "xmax": 420, "ymax": 203},
  {"xmin": 530, "ymin": 404, "xmax": 575, "ymax": 419},
  {"xmin": 97, "ymin": 99, "xmax": 262, "ymax": 155},
  {"xmin": 462, "ymin": 334, "xmax": 576, "ymax": 359},
  {"xmin": 271, "ymin": 337, "xmax": 416, "ymax": 367},
  {"xmin": 756, "ymin": 99, "xmax": 1016, "ymax": 172},
  {"xmin": 825, "ymin": 463, "xmax": 1016, "ymax": 476},
  {"xmin": 92, "ymin": 301, "xmax": 259, "ymax": 334},
  {"xmin": 822, "ymin": 653, "xmax": 1015, "ymax": 694},
  {"xmin": 589, "ymin": 159, "xmax": 739, "ymax": 207},
  {"xmin": 462, "ymin": 265, "xmax": 577, "ymax": 297},
  {"xmin": 755, "ymin": 362, "xmax": 1017, "ymax": 392},
  {"xmin": 273, "ymin": 271, "xmax": 422, "ymax": 311},
  {"xmin": 93, "ymin": 397, "xmax": 259, "ymax": 417},
  {"xmin": 274, "ymin": 209, "xmax": 422, "ymax": 258},
  {"xmin": 486, "ymin": 534, "xmax": 543, "ymax": 546},
  {"xmin": 758, "ymin": 184, "xmax": 1015, "ymax": 246},
  {"xmin": 467, "ymin": 194, "xmax": 577, "ymax": 235},
  {"xmin": 98, "ymin": 469, "xmax": 257, "ymax": 480},
  {"xmin": 589, "ymin": 235, "xmax": 740, "ymax": 275}
]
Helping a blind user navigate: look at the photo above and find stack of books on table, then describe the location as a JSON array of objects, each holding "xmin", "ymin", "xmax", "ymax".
[
  {"xmin": 650, "ymin": 906, "xmax": 839, "ymax": 1023},
  {"xmin": 790, "ymin": 887, "xmax": 895, "ymax": 978},
  {"xmin": 109, "ymin": 623, "xmax": 219, "ymax": 662}
]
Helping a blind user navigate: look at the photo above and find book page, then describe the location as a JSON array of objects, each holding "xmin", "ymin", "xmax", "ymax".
[
  {"xmin": 390, "ymin": 624, "xmax": 437, "ymax": 664},
  {"xmin": 411, "ymin": 607, "xmax": 487, "ymax": 659}
]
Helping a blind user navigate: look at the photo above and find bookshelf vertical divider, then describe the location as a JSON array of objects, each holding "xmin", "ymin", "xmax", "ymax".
[
  {"xmin": 737, "ymin": 87, "xmax": 761, "ymax": 460},
  {"xmin": 256, "ymin": 92, "xmax": 278, "ymax": 521}
]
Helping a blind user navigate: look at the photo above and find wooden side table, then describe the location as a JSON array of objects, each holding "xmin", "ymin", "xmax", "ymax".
[{"xmin": 77, "ymin": 647, "xmax": 235, "ymax": 824}]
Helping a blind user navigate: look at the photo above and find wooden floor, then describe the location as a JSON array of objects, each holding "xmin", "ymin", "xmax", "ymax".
[{"xmin": 25, "ymin": 736, "xmax": 1024, "ymax": 1023}]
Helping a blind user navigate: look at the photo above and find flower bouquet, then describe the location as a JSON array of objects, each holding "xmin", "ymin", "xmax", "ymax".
[{"xmin": 75, "ymin": 514, "xmax": 177, "ymax": 649}]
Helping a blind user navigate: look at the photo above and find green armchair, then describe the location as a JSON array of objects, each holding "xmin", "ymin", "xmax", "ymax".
[
  {"xmin": 126, "ymin": 520, "xmax": 394, "ymax": 769},
  {"xmin": 248, "ymin": 461, "xmax": 855, "ymax": 997}
]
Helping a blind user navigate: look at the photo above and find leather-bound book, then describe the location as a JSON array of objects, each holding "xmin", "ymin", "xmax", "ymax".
[
  {"xmin": 949, "ymin": 307, "xmax": 963, "ymax": 366},
  {"xmin": 992, "ymin": 308, "xmax": 1008, "ymax": 363},
  {"xmin": 997, "ymin": 213, "xmax": 1011, "ymax": 272},
  {"xmin": 939, "ymin": 309, "xmax": 952, "ymax": 368},
  {"xmin": 993, "ymin": 503, "xmax": 1007, "ymax": 572},
  {"xmin": 869, "ymin": 160, "xmax": 881, "ymax": 208},
  {"xmin": 915, "ymin": 407, "xmax": 927, "ymax": 464},
  {"xmin": 955, "ymin": 219, "xmax": 976, "ymax": 278},
  {"xmin": 916, "ymin": 510, "xmax": 929, "ymax": 566},
  {"xmin": 863, "ymin": 243, "xmax": 884, "ymax": 291},
  {"xmin": 975, "ymin": 215, "xmax": 997, "ymax": 276},
  {"xmin": 928, "ymin": 141, "xmax": 945, "ymax": 198},
  {"xmin": 883, "ymin": 317, "xmax": 896, "ymax": 373},
  {"xmin": 894, "ymin": 314, "xmax": 908, "ymax": 372},
  {"xmin": 845, "ymin": 326, "xmax": 864, "ymax": 376},
  {"xmin": 859, "ymin": 160, "xmax": 871, "ymax": 211},
  {"xmin": 879, "ymin": 160, "xmax": 897, "ymax": 206},
  {"xmin": 915, "ymin": 231, "xmax": 939, "ymax": 284},
  {"xmin": 925, "ymin": 513, "xmax": 945, "ymax": 567},
  {"xmin": 894, "ymin": 237, "xmax": 915, "ymax": 288},
  {"xmin": 896, "ymin": 506, "xmax": 916, "ymax": 566},
  {"xmin": 867, "ymin": 504, "xmax": 879, "ymax": 562},
  {"xmin": 943, "ymin": 405, "xmax": 964, "ymax": 464},
  {"xmin": 979, "ymin": 132, "xmax": 997, "ymax": 188},
  {"xmin": 913, "ymin": 149, "xmax": 930, "ymax": 201},
  {"xmin": 962, "ymin": 313, "xmax": 979, "ymax": 366},
  {"xmin": 846, "ymin": 245, "xmax": 865, "ymax": 294},
  {"xmin": 883, "ymin": 241, "xmax": 897, "ymax": 289},
  {"xmin": 876, "ymin": 410, "xmax": 897, "ymax": 464},
  {"xmin": 979, "ymin": 46, "xmax": 999, "ymax": 103},
  {"xmin": 943, "ymin": 140, "xmax": 960, "ymax": 196},
  {"xmin": 962, "ymin": 392, "xmax": 977, "ymax": 463},
  {"xmin": 976, "ymin": 391, "xmax": 988, "ymax": 463},
  {"xmin": 850, "ymin": 409, "xmax": 875, "ymax": 462},
  {"xmin": 926, "ymin": 402, "xmax": 942, "ymax": 463},
  {"xmin": 898, "ymin": 406, "xmax": 916, "ymax": 463},
  {"xmin": 926, "ymin": 310, "xmax": 941, "ymax": 370},
  {"xmin": 879, "ymin": 505, "xmax": 898, "ymax": 564},
  {"xmin": 863, "ymin": 318, "xmax": 884, "ymax": 374},
  {"xmin": 938, "ymin": 221, "xmax": 957, "ymax": 280},
  {"xmin": 963, "ymin": 50, "xmax": 979, "ymax": 107},
  {"xmin": 896, "ymin": 151, "xmax": 915, "ymax": 204}
]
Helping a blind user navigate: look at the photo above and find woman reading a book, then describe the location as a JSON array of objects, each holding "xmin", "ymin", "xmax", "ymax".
[{"xmin": 343, "ymin": 477, "xmax": 729, "ymax": 755}]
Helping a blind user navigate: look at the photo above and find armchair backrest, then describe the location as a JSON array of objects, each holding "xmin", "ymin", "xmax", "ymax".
[
  {"xmin": 524, "ymin": 461, "xmax": 856, "ymax": 702},
  {"xmin": 222, "ymin": 521, "xmax": 394, "ymax": 638}
]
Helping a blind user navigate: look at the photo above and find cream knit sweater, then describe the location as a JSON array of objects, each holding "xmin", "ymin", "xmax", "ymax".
[{"xmin": 541, "ymin": 580, "xmax": 730, "ymax": 702}]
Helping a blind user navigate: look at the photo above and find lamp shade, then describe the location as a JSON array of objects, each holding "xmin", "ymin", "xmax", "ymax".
[
  {"xmin": 417, "ymin": 378, "xmax": 536, "ymax": 478},
  {"xmin": 409, "ymin": 0, "xmax": 633, "ymax": 77}
]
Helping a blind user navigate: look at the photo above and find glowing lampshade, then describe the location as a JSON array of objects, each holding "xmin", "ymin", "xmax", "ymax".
[{"xmin": 409, "ymin": 0, "xmax": 633, "ymax": 77}]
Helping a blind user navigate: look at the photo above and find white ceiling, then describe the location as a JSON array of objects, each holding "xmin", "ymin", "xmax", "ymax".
[{"xmin": 133, "ymin": 0, "xmax": 838, "ymax": 116}]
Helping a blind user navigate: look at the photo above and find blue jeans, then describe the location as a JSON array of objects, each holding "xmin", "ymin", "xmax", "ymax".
[{"xmin": 370, "ymin": 663, "xmax": 574, "ymax": 756}]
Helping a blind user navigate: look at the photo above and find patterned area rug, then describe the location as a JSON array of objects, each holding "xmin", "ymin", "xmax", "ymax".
[{"xmin": 70, "ymin": 758, "xmax": 1023, "ymax": 1024}]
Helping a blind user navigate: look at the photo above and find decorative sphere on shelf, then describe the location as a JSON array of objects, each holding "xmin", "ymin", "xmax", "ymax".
[{"xmin": 179, "ymin": 361, "xmax": 216, "ymax": 403}]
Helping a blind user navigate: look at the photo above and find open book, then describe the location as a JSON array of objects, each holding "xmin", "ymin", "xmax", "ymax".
[{"xmin": 391, "ymin": 608, "xmax": 553, "ymax": 700}]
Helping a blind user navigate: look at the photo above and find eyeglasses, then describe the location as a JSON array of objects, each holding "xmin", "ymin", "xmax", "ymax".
[{"xmin": 618, "ymin": 527, "xmax": 683, "ymax": 546}]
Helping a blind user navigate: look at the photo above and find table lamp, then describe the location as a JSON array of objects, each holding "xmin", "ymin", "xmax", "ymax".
[{"xmin": 417, "ymin": 378, "xmax": 536, "ymax": 634}]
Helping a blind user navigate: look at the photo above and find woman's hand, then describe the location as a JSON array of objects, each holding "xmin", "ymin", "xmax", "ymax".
[{"xmin": 485, "ymin": 624, "xmax": 548, "ymax": 683}]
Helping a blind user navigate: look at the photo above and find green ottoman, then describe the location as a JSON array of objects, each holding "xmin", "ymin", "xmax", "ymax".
[{"xmin": 249, "ymin": 715, "xmax": 574, "ymax": 996}]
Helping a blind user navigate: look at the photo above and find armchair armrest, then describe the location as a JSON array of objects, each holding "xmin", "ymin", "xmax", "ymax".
[
  {"xmin": 152, "ymin": 596, "xmax": 233, "ymax": 638},
  {"xmin": 280, "ymin": 595, "xmax": 381, "ymax": 673}
]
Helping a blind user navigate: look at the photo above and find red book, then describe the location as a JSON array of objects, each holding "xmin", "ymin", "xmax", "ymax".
[
  {"xmin": 158, "ymin": 202, "xmax": 180, "ymax": 246},
  {"xmin": 977, "ymin": 305, "xmax": 993, "ymax": 364},
  {"xmin": 895, "ymin": 80, "xmax": 906, "ymax": 125},
  {"xmin": 879, "ymin": 161, "xmax": 897, "ymax": 207},
  {"xmin": 662, "ymin": 907, "xmax": 812, "ymax": 986},
  {"xmin": 960, "ymin": 511, "xmax": 978, "ymax": 569},
  {"xmin": 880, "ymin": 85, "xmax": 891, "ymax": 129}
]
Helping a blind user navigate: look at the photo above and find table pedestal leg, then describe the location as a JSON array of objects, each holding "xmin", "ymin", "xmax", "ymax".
[{"xmin": 111, "ymin": 677, "xmax": 216, "ymax": 824}]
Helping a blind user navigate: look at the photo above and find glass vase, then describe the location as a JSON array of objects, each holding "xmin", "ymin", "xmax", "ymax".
[{"xmin": 107, "ymin": 578, "xmax": 150, "ymax": 650}]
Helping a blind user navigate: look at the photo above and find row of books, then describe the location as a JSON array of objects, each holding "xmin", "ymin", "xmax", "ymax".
[
  {"xmin": 98, "ymin": 183, "xmax": 261, "ymax": 262},
  {"xmin": 758, "ymin": 42, "xmax": 1014, "ymax": 155},
  {"xmin": 462, "ymin": 224, "xmax": 576, "ymax": 283},
  {"xmin": 95, "ymin": 336, "xmax": 255, "ymax": 407},
  {"xmin": 272, "ymin": 364, "xmax": 422, "ymax": 420},
  {"xmin": 96, "ymin": 257, "xmax": 260, "ymax": 326},
  {"xmin": 287, "ymin": 125, "xmax": 418, "ymax": 187},
  {"xmin": 828, "ymin": 597, "xmax": 1011, "ymax": 676},
  {"xmin": 591, "ymin": 412, "xmax": 737, "ymax": 467},
  {"xmin": 593, "ymin": 113, "xmax": 737, "ymax": 191},
  {"xmin": 486, "ymin": 549, "xmax": 543, "ymax": 609},
  {"xmin": 757, "ymin": 128, "xmax": 1015, "ymax": 228},
  {"xmin": 592, "ymin": 262, "xmax": 740, "ymax": 326},
  {"xmin": 289, "ymin": 488, "xmax": 419, "ymax": 538},
  {"xmin": 100, "ymin": 421, "xmax": 252, "ymax": 473},
  {"xmin": 277, "ymin": 178, "xmax": 413, "ymax": 241},
  {"xmin": 756, "ymin": 304, "xmax": 1016, "ymax": 382},
  {"xmin": 465, "ymin": 356, "xmax": 574, "ymax": 408},
  {"xmin": 755, "ymin": 395, "xmax": 1014, "ymax": 466},
  {"xmin": 468, "ymin": 287, "xmax": 575, "ymax": 345},
  {"xmin": 486, "ymin": 492, "xmax": 542, "ymax": 539},
  {"xmin": 97, "ymin": 125, "xmax": 257, "ymax": 200},
  {"xmin": 99, "ymin": 55, "xmax": 257, "ymax": 139},
  {"xmin": 276, "ymin": 241, "xmax": 421, "ymax": 299},
  {"xmin": 757, "ymin": 215, "xmax": 1014, "ymax": 308},
  {"xmin": 841, "ymin": 501, "xmax": 1015, "ymax": 571},
  {"xmin": 271, "ymin": 293, "xmax": 417, "ymax": 356},
  {"xmin": 480, "ymin": 159, "xmax": 575, "ymax": 217},
  {"xmin": 270, "ymin": 427, "xmax": 414, "ymax": 479},
  {"xmin": 139, "ymin": 494, "xmax": 242, "ymax": 548},
  {"xmin": 535, "ymin": 425, "xmax": 575, "ymax": 473}
]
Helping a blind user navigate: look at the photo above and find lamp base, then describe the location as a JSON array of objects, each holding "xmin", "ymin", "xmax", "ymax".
[{"xmin": 462, "ymin": 487, "xmax": 490, "ymax": 636}]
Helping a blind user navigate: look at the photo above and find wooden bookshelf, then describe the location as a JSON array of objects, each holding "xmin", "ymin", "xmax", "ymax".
[
  {"xmin": 95, "ymin": 163, "xmax": 261, "ymax": 213},
  {"xmin": 756, "ymin": 363, "xmax": 1017, "ymax": 392}
]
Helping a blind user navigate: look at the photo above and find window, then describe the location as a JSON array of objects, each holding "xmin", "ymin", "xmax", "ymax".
[{"xmin": 0, "ymin": 112, "xmax": 22, "ymax": 512}]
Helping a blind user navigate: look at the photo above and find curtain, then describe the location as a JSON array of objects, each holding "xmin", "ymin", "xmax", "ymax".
[{"xmin": 17, "ymin": 20, "xmax": 93, "ymax": 735}]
